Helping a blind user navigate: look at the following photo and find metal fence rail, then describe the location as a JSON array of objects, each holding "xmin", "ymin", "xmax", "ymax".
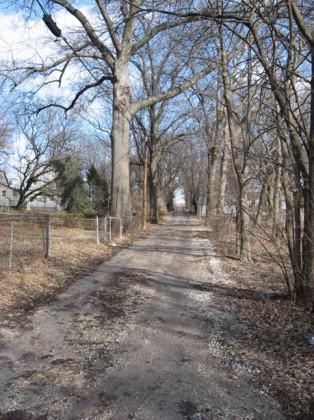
[{"xmin": 0, "ymin": 214, "xmax": 124, "ymax": 271}]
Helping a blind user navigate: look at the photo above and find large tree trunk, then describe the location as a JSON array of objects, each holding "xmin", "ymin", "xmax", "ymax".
[
  {"xmin": 16, "ymin": 192, "xmax": 26, "ymax": 210},
  {"xmin": 216, "ymin": 128, "xmax": 229, "ymax": 214},
  {"xmin": 255, "ymin": 160, "xmax": 272, "ymax": 227},
  {"xmin": 238, "ymin": 186, "xmax": 251, "ymax": 261},
  {"xmin": 226, "ymin": 112, "xmax": 251, "ymax": 261},
  {"xmin": 149, "ymin": 146, "xmax": 159, "ymax": 224},
  {"xmin": 147, "ymin": 104, "xmax": 160, "ymax": 224},
  {"xmin": 255, "ymin": 182, "xmax": 267, "ymax": 226},
  {"xmin": 148, "ymin": 169, "xmax": 158, "ymax": 224},
  {"xmin": 220, "ymin": 32, "xmax": 251, "ymax": 262},
  {"xmin": 282, "ymin": 175, "xmax": 296, "ymax": 297},
  {"xmin": 301, "ymin": 46, "xmax": 314, "ymax": 309},
  {"xmin": 207, "ymin": 91, "xmax": 224, "ymax": 218},
  {"xmin": 186, "ymin": 190, "xmax": 196, "ymax": 214},
  {"xmin": 110, "ymin": 62, "xmax": 131, "ymax": 218},
  {"xmin": 281, "ymin": 137, "xmax": 305, "ymax": 300},
  {"xmin": 166, "ymin": 189, "xmax": 175, "ymax": 212},
  {"xmin": 272, "ymin": 137, "xmax": 282, "ymax": 232},
  {"xmin": 207, "ymin": 145, "xmax": 219, "ymax": 217}
]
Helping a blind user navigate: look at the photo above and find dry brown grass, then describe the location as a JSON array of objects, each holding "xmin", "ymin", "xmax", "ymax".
[
  {"xmin": 0, "ymin": 237, "xmax": 111, "ymax": 314},
  {"xmin": 206, "ymin": 214, "xmax": 291, "ymax": 289},
  {"xmin": 205, "ymin": 215, "xmax": 314, "ymax": 418},
  {"xmin": 0, "ymin": 216, "xmax": 146, "ymax": 316}
]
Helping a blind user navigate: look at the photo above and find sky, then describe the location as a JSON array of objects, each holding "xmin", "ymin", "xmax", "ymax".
[
  {"xmin": 0, "ymin": 2, "xmax": 105, "ymax": 103},
  {"xmin": 174, "ymin": 188, "xmax": 186, "ymax": 207},
  {"xmin": 0, "ymin": 3, "xmax": 112, "ymax": 179}
]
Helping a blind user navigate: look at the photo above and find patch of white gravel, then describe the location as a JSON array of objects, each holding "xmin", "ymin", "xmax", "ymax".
[
  {"xmin": 205, "ymin": 242, "xmax": 238, "ymax": 287},
  {"xmin": 184, "ymin": 234, "xmax": 249, "ymax": 366}
]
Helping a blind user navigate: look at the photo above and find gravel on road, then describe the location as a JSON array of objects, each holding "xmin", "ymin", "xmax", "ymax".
[{"xmin": 0, "ymin": 216, "xmax": 284, "ymax": 420}]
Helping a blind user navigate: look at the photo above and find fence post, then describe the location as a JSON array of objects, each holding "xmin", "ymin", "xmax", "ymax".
[
  {"xmin": 119, "ymin": 218, "xmax": 123, "ymax": 242},
  {"xmin": 109, "ymin": 217, "xmax": 112, "ymax": 243},
  {"xmin": 104, "ymin": 216, "xmax": 107, "ymax": 243},
  {"xmin": 8, "ymin": 222, "xmax": 14, "ymax": 270},
  {"xmin": 44, "ymin": 215, "xmax": 51, "ymax": 258},
  {"xmin": 96, "ymin": 215, "xmax": 100, "ymax": 245}
]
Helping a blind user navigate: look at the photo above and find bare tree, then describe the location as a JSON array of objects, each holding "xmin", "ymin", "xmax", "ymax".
[
  {"xmin": 180, "ymin": 135, "xmax": 207, "ymax": 215},
  {"xmin": 0, "ymin": 115, "xmax": 11, "ymax": 166},
  {"xmin": 164, "ymin": 0, "xmax": 313, "ymax": 302},
  {"xmin": 131, "ymin": 31, "xmax": 198, "ymax": 222},
  {"xmin": 3, "ymin": 0, "xmax": 219, "ymax": 218},
  {"xmin": 11, "ymin": 110, "xmax": 74, "ymax": 208},
  {"xmin": 188, "ymin": 81, "xmax": 229, "ymax": 217}
]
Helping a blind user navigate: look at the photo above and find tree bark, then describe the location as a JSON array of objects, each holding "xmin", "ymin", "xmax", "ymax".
[
  {"xmin": 110, "ymin": 62, "xmax": 131, "ymax": 218},
  {"xmin": 272, "ymin": 139, "xmax": 282, "ymax": 233},
  {"xmin": 148, "ymin": 161, "xmax": 159, "ymax": 224},
  {"xmin": 220, "ymin": 27, "xmax": 251, "ymax": 261},
  {"xmin": 166, "ymin": 189, "xmax": 175, "ymax": 212},
  {"xmin": 239, "ymin": 186, "xmax": 251, "ymax": 261},
  {"xmin": 282, "ymin": 175, "xmax": 297, "ymax": 295},
  {"xmin": 216, "ymin": 128, "xmax": 229, "ymax": 215},
  {"xmin": 142, "ymin": 144, "xmax": 148, "ymax": 229},
  {"xmin": 148, "ymin": 108, "xmax": 160, "ymax": 224},
  {"xmin": 206, "ymin": 89, "xmax": 224, "ymax": 218},
  {"xmin": 255, "ymin": 182, "xmax": 266, "ymax": 226},
  {"xmin": 149, "ymin": 184, "xmax": 159, "ymax": 223},
  {"xmin": 281, "ymin": 136, "xmax": 304, "ymax": 300},
  {"xmin": 207, "ymin": 146, "xmax": 219, "ymax": 217},
  {"xmin": 301, "ymin": 43, "xmax": 314, "ymax": 308}
]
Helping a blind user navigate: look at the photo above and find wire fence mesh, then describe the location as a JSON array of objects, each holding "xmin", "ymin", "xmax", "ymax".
[
  {"xmin": 0, "ymin": 213, "xmax": 125, "ymax": 271},
  {"xmin": 0, "ymin": 215, "xmax": 45, "ymax": 270}
]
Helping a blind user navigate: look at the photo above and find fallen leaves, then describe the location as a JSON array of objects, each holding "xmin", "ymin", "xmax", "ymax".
[{"xmin": 207, "ymin": 230, "xmax": 314, "ymax": 419}]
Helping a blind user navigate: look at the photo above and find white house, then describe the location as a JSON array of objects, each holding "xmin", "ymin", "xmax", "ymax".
[
  {"xmin": 0, "ymin": 170, "xmax": 60, "ymax": 212},
  {"xmin": 0, "ymin": 170, "xmax": 19, "ymax": 209},
  {"xmin": 26, "ymin": 194, "xmax": 61, "ymax": 212}
]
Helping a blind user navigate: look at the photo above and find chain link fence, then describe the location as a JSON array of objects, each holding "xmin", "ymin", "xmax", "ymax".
[{"xmin": 0, "ymin": 214, "xmax": 124, "ymax": 271}]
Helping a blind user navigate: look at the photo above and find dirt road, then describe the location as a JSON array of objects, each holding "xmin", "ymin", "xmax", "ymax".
[{"xmin": 0, "ymin": 216, "xmax": 284, "ymax": 419}]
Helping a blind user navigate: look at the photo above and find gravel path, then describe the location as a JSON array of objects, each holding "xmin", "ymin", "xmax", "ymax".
[{"xmin": 0, "ymin": 216, "xmax": 284, "ymax": 419}]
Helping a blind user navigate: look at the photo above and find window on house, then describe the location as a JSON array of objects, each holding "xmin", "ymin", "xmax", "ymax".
[{"xmin": 2, "ymin": 190, "xmax": 6, "ymax": 197}]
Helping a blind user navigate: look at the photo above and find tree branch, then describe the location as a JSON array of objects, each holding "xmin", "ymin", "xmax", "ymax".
[
  {"xmin": 131, "ymin": 15, "xmax": 203, "ymax": 54},
  {"xmin": 122, "ymin": 0, "xmax": 143, "ymax": 49},
  {"xmin": 95, "ymin": 0, "xmax": 121, "ymax": 52},
  {"xmin": 131, "ymin": 63, "xmax": 217, "ymax": 114},
  {"xmin": 52, "ymin": 0, "xmax": 115, "ymax": 69},
  {"xmin": 289, "ymin": 0, "xmax": 313, "ymax": 47},
  {"xmin": 37, "ymin": 74, "xmax": 113, "ymax": 114}
]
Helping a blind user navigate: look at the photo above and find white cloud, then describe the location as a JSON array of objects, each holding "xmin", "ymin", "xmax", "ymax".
[
  {"xmin": 0, "ymin": 12, "xmax": 55, "ymax": 63},
  {"xmin": 0, "ymin": 5, "xmax": 102, "ymax": 102},
  {"xmin": 0, "ymin": 5, "xmax": 114, "ymax": 172}
]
